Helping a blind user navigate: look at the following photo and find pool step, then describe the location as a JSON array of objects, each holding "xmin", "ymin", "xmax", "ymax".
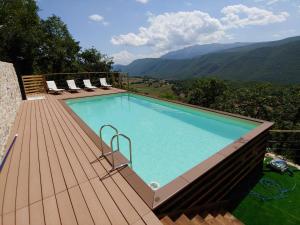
[{"xmin": 160, "ymin": 212, "xmax": 244, "ymax": 225}]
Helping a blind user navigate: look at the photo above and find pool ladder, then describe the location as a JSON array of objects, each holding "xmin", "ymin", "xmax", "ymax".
[{"xmin": 98, "ymin": 124, "xmax": 132, "ymax": 172}]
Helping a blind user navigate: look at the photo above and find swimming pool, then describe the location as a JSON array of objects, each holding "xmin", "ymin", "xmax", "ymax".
[{"xmin": 66, "ymin": 93, "xmax": 259, "ymax": 188}]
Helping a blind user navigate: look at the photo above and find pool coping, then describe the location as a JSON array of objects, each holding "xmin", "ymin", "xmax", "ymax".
[{"xmin": 58, "ymin": 91, "xmax": 274, "ymax": 209}]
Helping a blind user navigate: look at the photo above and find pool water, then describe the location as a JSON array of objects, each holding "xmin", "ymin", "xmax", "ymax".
[{"xmin": 66, "ymin": 93, "xmax": 258, "ymax": 188}]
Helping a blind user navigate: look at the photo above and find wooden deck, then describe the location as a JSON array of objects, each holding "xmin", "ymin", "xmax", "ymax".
[{"xmin": 0, "ymin": 88, "xmax": 162, "ymax": 225}]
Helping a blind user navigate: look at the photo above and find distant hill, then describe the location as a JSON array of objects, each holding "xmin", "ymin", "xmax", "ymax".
[
  {"xmin": 115, "ymin": 36, "xmax": 300, "ymax": 84},
  {"xmin": 161, "ymin": 42, "xmax": 251, "ymax": 60}
]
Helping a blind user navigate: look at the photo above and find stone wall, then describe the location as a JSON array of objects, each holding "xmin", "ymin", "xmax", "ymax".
[{"xmin": 0, "ymin": 61, "xmax": 22, "ymax": 160}]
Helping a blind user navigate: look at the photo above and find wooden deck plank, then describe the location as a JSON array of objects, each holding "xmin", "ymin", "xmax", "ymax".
[
  {"xmin": 35, "ymin": 101, "xmax": 55, "ymax": 199},
  {"xmin": 89, "ymin": 178, "xmax": 128, "ymax": 225},
  {"xmin": 132, "ymin": 219, "xmax": 146, "ymax": 225},
  {"xmin": 68, "ymin": 186, "xmax": 94, "ymax": 225},
  {"xmin": 29, "ymin": 101, "xmax": 42, "ymax": 204},
  {"xmin": 3, "ymin": 212, "xmax": 15, "ymax": 225},
  {"xmin": 0, "ymin": 103, "xmax": 25, "ymax": 216},
  {"xmin": 111, "ymin": 172, "xmax": 151, "ymax": 217},
  {"xmin": 2, "ymin": 102, "xmax": 29, "ymax": 214},
  {"xmin": 16, "ymin": 207, "xmax": 29, "ymax": 225},
  {"xmin": 142, "ymin": 212, "xmax": 162, "ymax": 225},
  {"xmin": 1, "ymin": 89, "xmax": 162, "ymax": 225},
  {"xmin": 29, "ymin": 201, "xmax": 45, "ymax": 225},
  {"xmin": 101, "ymin": 175, "xmax": 140, "ymax": 224},
  {"xmin": 50, "ymin": 96, "xmax": 148, "ymax": 225},
  {"xmin": 56, "ymin": 191, "xmax": 78, "ymax": 225},
  {"xmin": 16, "ymin": 101, "xmax": 32, "ymax": 210},
  {"xmin": 79, "ymin": 180, "xmax": 111, "ymax": 225},
  {"xmin": 49, "ymin": 97, "xmax": 102, "ymax": 158},
  {"xmin": 98, "ymin": 159, "xmax": 151, "ymax": 217},
  {"xmin": 51, "ymin": 96, "xmax": 154, "ymax": 220},
  {"xmin": 38, "ymin": 101, "xmax": 66, "ymax": 194},
  {"xmin": 48, "ymin": 98, "xmax": 97, "ymax": 180},
  {"xmin": 43, "ymin": 196, "xmax": 61, "ymax": 225},
  {"xmin": 41, "ymin": 100, "xmax": 77, "ymax": 189},
  {"xmin": 43, "ymin": 101, "xmax": 87, "ymax": 185}
]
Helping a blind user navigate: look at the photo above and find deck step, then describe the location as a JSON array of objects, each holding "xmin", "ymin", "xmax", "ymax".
[
  {"xmin": 204, "ymin": 214, "xmax": 222, "ymax": 225},
  {"xmin": 223, "ymin": 212, "xmax": 245, "ymax": 225},
  {"xmin": 176, "ymin": 214, "xmax": 193, "ymax": 225},
  {"xmin": 215, "ymin": 214, "xmax": 230, "ymax": 225},
  {"xmin": 161, "ymin": 216, "xmax": 176, "ymax": 225},
  {"xmin": 191, "ymin": 215, "xmax": 209, "ymax": 225},
  {"xmin": 160, "ymin": 212, "xmax": 244, "ymax": 225}
]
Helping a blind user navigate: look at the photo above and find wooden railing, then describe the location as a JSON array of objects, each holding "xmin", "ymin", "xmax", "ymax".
[
  {"xmin": 267, "ymin": 130, "xmax": 300, "ymax": 163},
  {"xmin": 21, "ymin": 72, "xmax": 129, "ymax": 97}
]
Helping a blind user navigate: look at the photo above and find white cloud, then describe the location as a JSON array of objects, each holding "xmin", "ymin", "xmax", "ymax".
[
  {"xmin": 111, "ymin": 11, "xmax": 226, "ymax": 51},
  {"xmin": 111, "ymin": 4, "xmax": 289, "ymax": 58},
  {"xmin": 221, "ymin": 4, "xmax": 289, "ymax": 29},
  {"xmin": 102, "ymin": 21, "xmax": 110, "ymax": 26},
  {"xmin": 254, "ymin": 0, "xmax": 289, "ymax": 5},
  {"xmin": 112, "ymin": 50, "xmax": 135, "ymax": 65},
  {"xmin": 136, "ymin": 0, "xmax": 149, "ymax": 4},
  {"xmin": 112, "ymin": 50, "xmax": 161, "ymax": 65},
  {"xmin": 88, "ymin": 14, "xmax": 109, "ymax": 26},
  {"xmin": 89, "ymin": 14, "xmax": 104, "ymax": 22}
]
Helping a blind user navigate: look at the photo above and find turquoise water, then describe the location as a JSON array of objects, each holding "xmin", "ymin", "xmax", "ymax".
[{"xmin": 66, "ymin": 93, "xmax": 258, "ymax": 188}]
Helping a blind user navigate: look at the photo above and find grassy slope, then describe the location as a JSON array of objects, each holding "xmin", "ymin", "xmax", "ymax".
[
  {"xmin": 233, "ymin": 159, "xmax": 300, "ymax": 225},
  {"xmin": 130, "ymin": 83, "xmax": 176, "ymax": 99}
]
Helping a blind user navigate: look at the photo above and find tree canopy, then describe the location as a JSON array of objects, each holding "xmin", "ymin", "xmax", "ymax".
[
  {"xmin": 172, "ymin": 78, "xmax": 300, "ymax": 131},
  {"xmin": 0, "ymin": 0, "xmax": 41, "ymax": 75},
  {"xmin": 0, "ymin": 0, "xmax": 113, "ymax": 75}
]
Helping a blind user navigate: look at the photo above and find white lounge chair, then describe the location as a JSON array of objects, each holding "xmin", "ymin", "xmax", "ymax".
[
  {"xmin": 83, "ymin": 79, "xmax": 97, "ymax": 91},
  {"xmin": 67, "ymin": 80, "xmax": 80, "ymax": 92},
  {"xmin": 46, "ymin": 81, "xmax": 64, "ymax": 94},
  {"xmin": 100, "ymin": 77, "xmax": 112, "ymax": 89}
]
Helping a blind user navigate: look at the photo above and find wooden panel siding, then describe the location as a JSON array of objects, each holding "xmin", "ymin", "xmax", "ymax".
[
  {"xmin": 22, "ymin": 75, "xmax": 45, "ymax": 96},
  {"xmin": 0, "ymin": 88, "xmax": 162, "ymax": 225}
]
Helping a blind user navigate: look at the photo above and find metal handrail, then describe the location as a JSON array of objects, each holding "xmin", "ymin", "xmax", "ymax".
[
  {"xmin": 109, "ymin": 133, "xmax": 133, "ymax": 172},
  {"xmin": 99, "ymin": 124, "xmax": 120, "ymax": 158}
]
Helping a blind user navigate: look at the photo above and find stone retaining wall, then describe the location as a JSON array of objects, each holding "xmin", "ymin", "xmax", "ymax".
[{"xmin": 0, "ymin": 61, "xmax": 22, "ymax": 160}]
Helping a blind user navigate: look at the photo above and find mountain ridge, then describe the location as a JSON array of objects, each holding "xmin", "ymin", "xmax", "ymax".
[
  {"xmin": 114, "ymin": 36, "xmax": 300, "ymax": 84},
  {"xmin": 160, "ymin": 42, "xmax": 252, "ymax": 59}
]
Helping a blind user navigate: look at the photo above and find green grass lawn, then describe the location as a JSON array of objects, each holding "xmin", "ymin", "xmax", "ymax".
[
  {"xmin": 233, "ymin": 159, "xmax": 300, "ymax": 225},
  {"xmin": 129, "ymin": 83, "xmax": 176, "ymax": 99}
]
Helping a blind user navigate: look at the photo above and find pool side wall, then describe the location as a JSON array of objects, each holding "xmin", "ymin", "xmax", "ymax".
[
  {"xmin": 59, "ymin": 92, "xmax": 273, "ymax": 217},
  {"xmin": 152, "ymin": 122, "xmax": 272, "ymax": 216}
]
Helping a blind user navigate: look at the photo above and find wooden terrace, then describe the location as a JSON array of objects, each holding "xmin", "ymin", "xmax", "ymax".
[{"xmin": 0, "ymin": 88, "xmax": 162, "ymax": 225}]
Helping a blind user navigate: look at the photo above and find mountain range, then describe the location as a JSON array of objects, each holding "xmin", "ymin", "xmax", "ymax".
[{"xmin": 114, "ymin": 36, "xmax": 300, "ymax": 84}]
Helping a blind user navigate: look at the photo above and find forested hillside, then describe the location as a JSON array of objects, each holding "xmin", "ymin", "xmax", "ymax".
[{"xmin": 117, "ymin": 37, "xmax": 300, "ymax": 84}]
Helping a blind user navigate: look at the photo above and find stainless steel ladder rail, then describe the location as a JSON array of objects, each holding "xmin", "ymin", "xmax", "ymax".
[
  {"xmin": 99, "ymin": 124, "xmax": 120, "ymax": 159},
  {"xmin": 109, "ymin": 133, "xmax": 133, "ymax": 172}
]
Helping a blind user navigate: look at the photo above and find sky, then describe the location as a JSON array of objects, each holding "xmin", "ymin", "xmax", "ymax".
[{"xmin": 37, "ymin": 0, "xmax": 300, "ymax": 65}]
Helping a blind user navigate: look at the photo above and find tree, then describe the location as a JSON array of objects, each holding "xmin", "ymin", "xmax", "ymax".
[
  {"xmin": 79, "ymin": 47, "xmax": 113, "ymax": 72},
  {"xmin": 188, "ymin": 78, "xmax": 228, "ymax": 107},
  {"xmin": 34, "ymin": 15, "xmax": 81, "ymax": 73},
  {"xmin": 0, "ymin": 0, "xmax": 41, "ymax": 75},
  {"xmin": 0, "ymin": 1, "xmax": 114, "ymax": 77}
]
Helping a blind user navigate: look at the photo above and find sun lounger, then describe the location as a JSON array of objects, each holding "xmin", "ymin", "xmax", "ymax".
[
  {"xmin": 100, "ymin": 77, "xmax": 112, "ymax": 89},
  {"xmin": 67, "ymin": 80, "xmax": 81, "ymax": 92},
  {"xmin": 46, "ymin": 81, "xmax": 64, "ymax": 94},
  {"xmin": 83, "ymin": 79, "xmax": 97, "ymax": 91}
]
